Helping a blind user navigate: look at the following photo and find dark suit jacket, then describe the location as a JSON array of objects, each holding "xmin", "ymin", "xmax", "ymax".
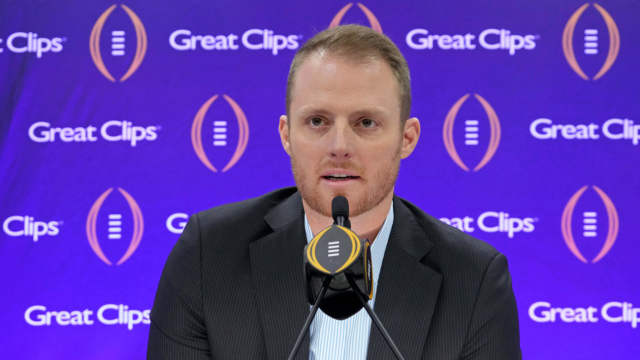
[{"xmin": 148, "ymin": 187, "xmax": 521, "ymax": 359}]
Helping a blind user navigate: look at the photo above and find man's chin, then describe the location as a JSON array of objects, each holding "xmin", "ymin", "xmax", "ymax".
[
  {"xmin": 301, "ymin": 190, "xmax": 361, "ymax": 218},
  {"xmin": 299, "ymin": 190, "xmax": 344, "ymax": 218}
]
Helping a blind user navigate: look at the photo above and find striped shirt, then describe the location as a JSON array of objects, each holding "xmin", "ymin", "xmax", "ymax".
[{"xmin": 304, "ymin": 203, "xmax": 394, "ymax": 360}]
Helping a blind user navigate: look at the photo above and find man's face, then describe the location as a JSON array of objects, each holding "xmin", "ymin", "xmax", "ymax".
[{"xmin": 280, "ymin": 52, "xmax": 419, "ymax": 217}]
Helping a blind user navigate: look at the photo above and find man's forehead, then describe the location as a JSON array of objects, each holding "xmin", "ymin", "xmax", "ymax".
[
  {"xmin": 293, "ymin": 52, "xmax": 396, "ymax": 94},
  {"xmin": 298, "ymin": 50, "xmax": 382, "ymax": 73},
  {"xmin": 292, "ymin": 60, "xmax": 398, "ymax": 111}
]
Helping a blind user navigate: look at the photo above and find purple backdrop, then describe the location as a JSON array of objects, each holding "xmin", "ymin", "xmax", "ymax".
[{"xmin": 1, "ymin": 0, "xmax": 638, "ymax": 358}]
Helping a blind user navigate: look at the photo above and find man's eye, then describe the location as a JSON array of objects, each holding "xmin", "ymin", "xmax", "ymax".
[
  {"xmin": 360, "ymin": 118, "xmax": 376, "ymax": 128},
  {"xmin": 310, "ymin": 117, "xmax": 324, "ymax": 127}
]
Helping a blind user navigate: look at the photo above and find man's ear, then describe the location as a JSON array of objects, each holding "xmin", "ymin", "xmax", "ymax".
[
  {"xmin": 400, "ymin": 117, "xmax": 420, "ymax": 159},
  {"xmin": 279, "ymin": 115, "xmax": 292, "ymax": 156}
]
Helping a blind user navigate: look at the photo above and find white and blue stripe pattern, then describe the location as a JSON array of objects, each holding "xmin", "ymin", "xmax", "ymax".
[{"xmin": 304, "ymin": 203, "xmax": 394, "ymax": 360}]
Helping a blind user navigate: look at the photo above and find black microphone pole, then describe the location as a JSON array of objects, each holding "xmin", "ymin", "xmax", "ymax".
[
  {"xmin": 345, "ymin": 273, "xmax": 405, "ymax": 360},
  {"xmin": 290, "ymin": 273, "xmax": 406, "ymax": 360},
  {"xmin": 287, "ymin": 276, "xmax": 332, "ymax": 360}
]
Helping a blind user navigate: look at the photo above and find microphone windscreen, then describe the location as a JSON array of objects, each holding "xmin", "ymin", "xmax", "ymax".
[{"xmin": 332, "ymin": 196, "xmax": 349, "ymax": 221}]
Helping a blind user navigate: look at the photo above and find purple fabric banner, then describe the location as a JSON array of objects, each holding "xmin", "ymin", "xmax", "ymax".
[{"xmin": 1, "ymin": 0, "xmax": 638, "ymax": 358}]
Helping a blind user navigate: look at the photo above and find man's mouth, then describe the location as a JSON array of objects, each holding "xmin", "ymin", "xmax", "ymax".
[{"xmin": 322, "ymin": 174, "xmax": 360, "ymax": 181}]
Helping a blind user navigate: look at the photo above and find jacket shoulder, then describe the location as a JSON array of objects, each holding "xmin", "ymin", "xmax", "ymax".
[
  {"xmin": 194, "ymin": 187, "xmax": 297, "ymax": 232},
  {"xmin": 397, "ymin": 197, "xmax": 501, "ymax": 271}
]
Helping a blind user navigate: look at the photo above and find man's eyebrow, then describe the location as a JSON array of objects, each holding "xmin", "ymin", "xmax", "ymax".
[
  {"xmin": 295, "ymin": 107, "xmax": 332, "ymax": 118},
  {"xmin": 353, "ymin": 107, "xmax": 388, "ymax": 116},
  {"xmin": 296, "ymin": 106, "xmax": 389, "ymax": 118}
]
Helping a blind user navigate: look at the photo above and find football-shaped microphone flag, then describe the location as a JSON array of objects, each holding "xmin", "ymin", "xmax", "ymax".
[{"xmin": 303, "ymin": 196, "xmax": 373, "ymax": 319}]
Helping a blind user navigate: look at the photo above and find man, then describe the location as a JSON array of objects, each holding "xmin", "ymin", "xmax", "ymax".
[{"xmin": 148, "ymin": 25, "xmax": 521, "ymax": 359}]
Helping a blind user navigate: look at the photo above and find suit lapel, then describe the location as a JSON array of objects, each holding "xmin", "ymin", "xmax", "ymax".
[
  {"xmin": 367, "ymin": 198, "xmax": 443, "ymax": 360},
  {"xmin": 250, "ymin": 192, "xmax": 310, "ymax": 360}
]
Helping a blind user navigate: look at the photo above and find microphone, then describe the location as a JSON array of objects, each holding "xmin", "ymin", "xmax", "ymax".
[
  {"xmin": 304, "ymin": 196, "xmax": 372, "ymax": 319},
  {"xmin": 289, "ymin": 196, "xmax": 405, "ymax": 360},
  {"xmin": 332, "ymin": 195, "xmax": 351, "ymax": 228}
]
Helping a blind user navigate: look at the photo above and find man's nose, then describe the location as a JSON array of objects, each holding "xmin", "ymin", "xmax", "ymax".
[{"xmin": 328, "ymin": 121, "xmax": 353, "ymax": 159}]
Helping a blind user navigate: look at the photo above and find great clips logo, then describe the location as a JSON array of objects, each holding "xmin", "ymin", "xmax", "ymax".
[
  {"xmin": 28, "ymin": 120, "xmax": 159, "ymax": 147},
  {"xmin": 443, "ymin": 94, "xmax": 501, "ymax": 171},
  {"xmin": 90, "ymin": 4, "xmax": 147, "ymax": 82},
  {"xmin": 329, "ymin": 3, "xmax": 382, "ymax": 33},
  {"xmin": 407, "ymin": 29, "xmax": 537, "ymax": 55},
  {"xmin": 440, "ymin": 211, "xmax": 537, "ymax": 239},
  {"xmin": 562, "ymin": 3, "xmax": 620, "ymax": 80},
  {"xmin": 561, "ymin": 185, "xmax": 619, "ymax": 263},
  {"xmin": 191, "ymin": 94, "xmax": 249, "ymax": 173},
  {"xmin": 0, "ymin": 32, "xmax": 65, "ymax": 58},
  {"xmin": 3, "ymin": 216, "xmax": 61, "ymax": 242},
  {"xmin": 86, "ymin": 188, "xmax": 144, "ymax": 266},
  {"xmin": 529, "ymin": 117, "xmax": 640, "ymax": 145}
]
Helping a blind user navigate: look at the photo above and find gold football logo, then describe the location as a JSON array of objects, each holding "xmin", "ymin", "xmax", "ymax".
[
  {"xmin": 191, "ymin": 94, "xmax": 249, "ymax": 173},
  {"xmin": 306, "ymin": 225, "xmax": 362, "ymax": 275},
  {"xmin": 562, "ymin": 3, "xmax": 620, "ymax": 80},
  {"xmin": 90, "ymin": 4, "xmax": 147, "ymax": 82},
  {"xmin": 561, "ymin": 185, "xmax": 619, "ymax": 263},
  {"xmin": 329, "ymin": 3, "xmax": 382, "ymax": 33},
  {"xmin": 86, "ymin": 187, "xmax": 144, "ymax": 266},
  {"xmin": 443, "ymin": 93, "xmax": 501, "ymax": 172}
]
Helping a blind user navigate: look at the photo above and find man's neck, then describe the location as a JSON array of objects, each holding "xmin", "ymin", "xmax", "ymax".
[{"xmin": 302, "ymin": 190, "xmax": 394, "ymax": 244}]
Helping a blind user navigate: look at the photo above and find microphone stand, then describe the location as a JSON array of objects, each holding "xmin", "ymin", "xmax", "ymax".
[
  {"xmin": 287, "ymin": 274, "xmax": 406, "ymax": 360},
  {"xmin": 287, "ymin": 276, "xmax": 332, "ymax": 360},
  {"xmin": 345, "ymin": 273, "xmax": 405, "ymax": 360}
]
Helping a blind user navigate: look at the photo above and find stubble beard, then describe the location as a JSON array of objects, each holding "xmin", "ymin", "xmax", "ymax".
[{"xmin": 290, "ymin": 150, "xmax": 401, "ymax": 218}]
